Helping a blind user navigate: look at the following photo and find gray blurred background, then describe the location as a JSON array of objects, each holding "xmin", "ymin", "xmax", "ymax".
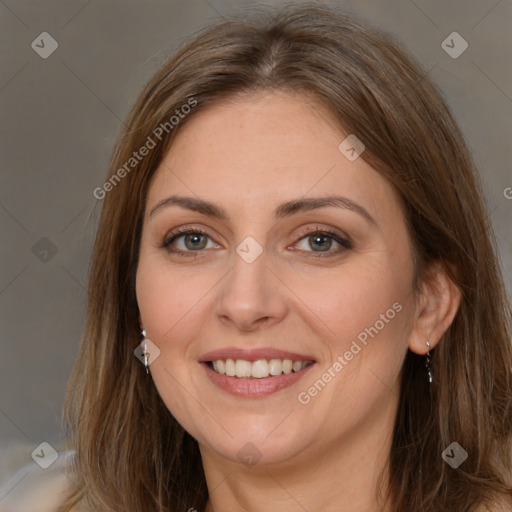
[{"xmin": 1, "ymin": 0, "xmax": 511, "ymax": 486}]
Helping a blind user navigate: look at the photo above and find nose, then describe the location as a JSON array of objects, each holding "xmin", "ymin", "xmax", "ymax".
[{"xmin": 214, "ymin": 248, "xmax": 288, "ymax": 332}]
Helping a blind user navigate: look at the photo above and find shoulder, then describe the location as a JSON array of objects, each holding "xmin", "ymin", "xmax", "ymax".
[{"xmin": 0, "ymin": 450, "xmax": 82, "ymax": 512}]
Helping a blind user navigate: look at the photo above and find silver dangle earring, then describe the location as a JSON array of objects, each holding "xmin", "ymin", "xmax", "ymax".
[
  {"xmin": 425, "ymin": 340, "xmax": 433, "ymax": 384},
  {"xmin": 141, "ymin": 329, "xmax": 149, "ymax": 374}
]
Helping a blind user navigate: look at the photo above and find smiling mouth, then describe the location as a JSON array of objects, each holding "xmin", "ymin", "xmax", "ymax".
[{"xmin": 207, "ymin": 358, "xmax": 315, "ymax": 379}]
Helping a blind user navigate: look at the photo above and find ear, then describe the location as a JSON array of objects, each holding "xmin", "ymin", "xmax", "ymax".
[
  {"xmin": 138, "ymin": 312, "xmax": 143, "ymax": 332},
  {"xmin": 408, "ymin": 261, "xmax": 461, "ymax": 355}
]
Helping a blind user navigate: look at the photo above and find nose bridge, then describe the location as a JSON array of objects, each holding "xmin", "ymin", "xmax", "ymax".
[{"xmin": 215, "ymin": 242, "xmax": 287, "ymax": 330}]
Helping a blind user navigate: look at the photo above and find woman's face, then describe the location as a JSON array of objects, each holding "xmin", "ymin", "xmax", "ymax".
[{"xmin": 136, "ymin": 91, "xmax": 417, "ymax": 467}]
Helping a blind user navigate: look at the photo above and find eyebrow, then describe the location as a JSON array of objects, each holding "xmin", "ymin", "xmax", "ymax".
[{"xmin": 148, "ymin": 194, "xmax": 376, "ymax": 225}]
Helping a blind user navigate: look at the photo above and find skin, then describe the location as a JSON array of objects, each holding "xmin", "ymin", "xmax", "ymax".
[{"xmin": 135, "ymin": 90, "xmax": 461, "ymax": 512}]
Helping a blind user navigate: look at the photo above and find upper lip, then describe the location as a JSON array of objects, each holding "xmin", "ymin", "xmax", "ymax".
[{"xmin": 199, "ymin": 347, "xmax": 316, "ymax": 363}]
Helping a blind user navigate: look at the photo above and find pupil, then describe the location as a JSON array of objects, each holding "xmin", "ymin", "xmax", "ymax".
[
  {"xmin": 310, "ymin": 234, "xmax": 331, "ymax": 251},
  {"xmin": 186, "ymin": 234, "xmax": 206, "ymax": 250}
]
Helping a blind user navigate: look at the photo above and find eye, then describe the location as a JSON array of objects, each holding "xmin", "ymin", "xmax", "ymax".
[
  {"xmin": 161, "ymin": 228, "xmax": 220, "ymax": 256},
  {"xmin": 293, "ymin": 227, "xmax": 352, "ymax": 257},
  {"xmin": 160, "ymin": 226, "xmax": 352, "ymax": 258}
]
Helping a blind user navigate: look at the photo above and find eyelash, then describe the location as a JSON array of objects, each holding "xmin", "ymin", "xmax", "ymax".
[{"xmin": 160, "ymin": 226, "xmax": 353, "ymax": 259}]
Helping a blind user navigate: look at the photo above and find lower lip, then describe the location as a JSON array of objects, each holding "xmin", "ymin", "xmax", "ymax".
[{"xmin": 201, "ymin": 362, "xmax": 316, "ymax": 398}]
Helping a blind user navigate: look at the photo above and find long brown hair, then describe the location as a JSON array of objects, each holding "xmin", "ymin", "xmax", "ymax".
[{"xmin": 59, "ymin": 4, "xmax": 512, "ymax": 511}]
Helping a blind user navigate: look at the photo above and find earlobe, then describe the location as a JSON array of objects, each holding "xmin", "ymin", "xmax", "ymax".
[{"xmin": 408, "ymin": 262, "xmax": 461, "ymax": 355}]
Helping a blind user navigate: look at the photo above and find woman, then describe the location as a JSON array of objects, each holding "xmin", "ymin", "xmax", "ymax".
[{"xmin": 1, "ymin": 3, "xmax": 511, "ymax": 511}]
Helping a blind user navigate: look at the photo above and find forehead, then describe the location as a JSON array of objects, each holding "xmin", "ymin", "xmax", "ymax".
[{"xmin": 146, "ymin": 91, "xmax": 401, "ymax": 222}]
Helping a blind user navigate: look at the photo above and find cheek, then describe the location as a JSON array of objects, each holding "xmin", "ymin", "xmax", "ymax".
[
  {"xmin": 295, "ymin": 254, "xmax": 414, "ymax": 403},
  {"xmin": 298, "ymin": 256, "xmax": 411, "ymax": 341},
  {"xmin": 135, "ymin": 258, "xmax": 208, "ymax": 424},
  {"xmin": 136, "ymin": 256, "xmax": 209, "ymax": 347}
]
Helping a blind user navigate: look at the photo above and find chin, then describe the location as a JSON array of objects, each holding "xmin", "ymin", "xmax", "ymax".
[{"xmin": 193, "ymin": 416, "xmax": 320, "ymax": 468}]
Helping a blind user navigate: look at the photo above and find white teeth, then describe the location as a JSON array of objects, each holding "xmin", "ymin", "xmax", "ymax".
[
  {"xmin": 268, "ymin": 359, "xmax": 282, "ymax": 376},
  {"xmin": 209, "ymin": 358, "xmax": 312, "ymax": 378},
  {"xmin": 235, "ymin": 359, "xmax": 252, "ymax": 378},
  {"xmin": 251, "ymin": 359, "xmax": 269, "ymax": 378},
  {"xmin": 225, "ymin": 358, "xmax": 236, "ymax": 377},
  {"xmin": 292, "ymin": 361, "xmax": 303, "ymax": 372}
]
